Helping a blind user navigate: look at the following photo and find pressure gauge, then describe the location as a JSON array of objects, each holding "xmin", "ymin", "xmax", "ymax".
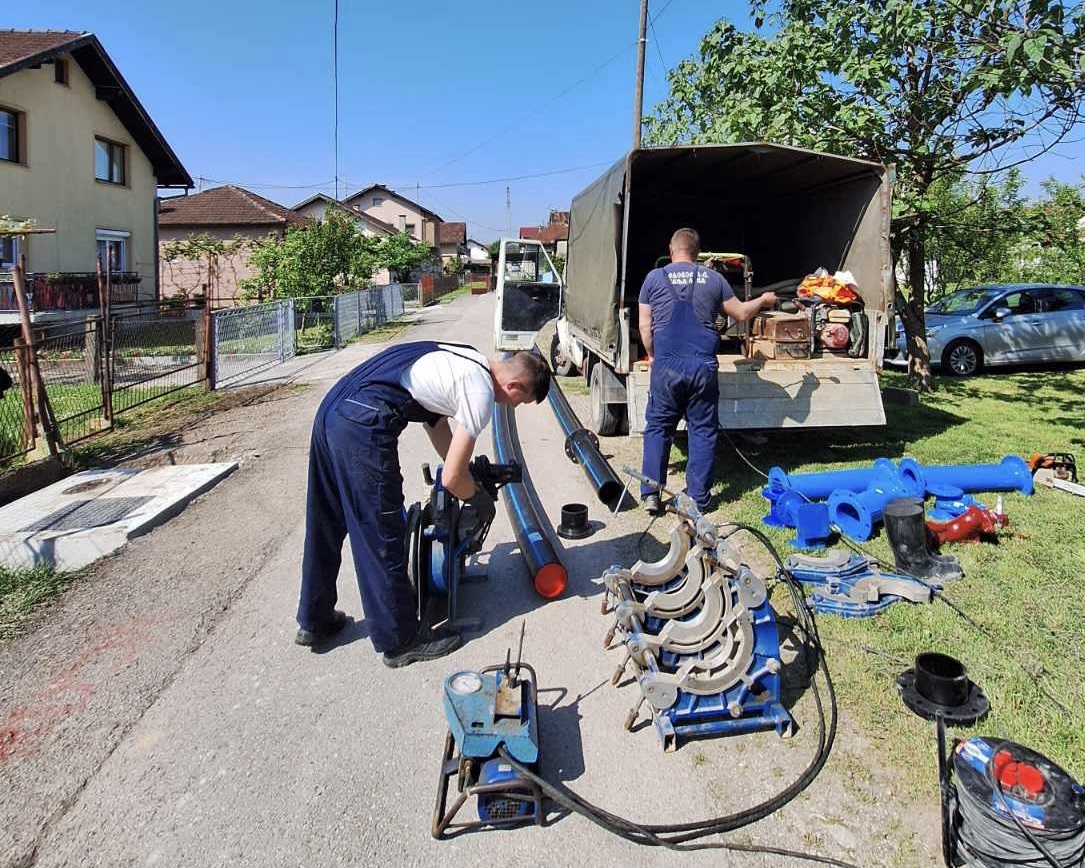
[{"xmin": 448, "ymin": 671, "xmax": 483, "ymax": 695}]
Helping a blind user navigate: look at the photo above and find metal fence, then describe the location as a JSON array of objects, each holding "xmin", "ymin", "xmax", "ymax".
[
  {"xmin": 332, "ymin": 284, "xmax": 406, "ymax": 346},
  {"xmin": 111, "ymin": 308, "xmax": 203, "ymax": 414},
  {"xmin": 212, "ymin": 300, "xmax": 295, "ymax": 386},
  {"xmin": 294, "ymin": 296, "xmax": 337, "ymax": 353},
  {"xmin": 0, "ymin": 343, "xmax": 31, "ymax": 462},
  {"xmin": 36, "ymin": 323, "xmax": 107, "ymax": 445}
]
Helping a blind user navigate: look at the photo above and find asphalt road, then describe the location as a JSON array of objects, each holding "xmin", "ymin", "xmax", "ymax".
[{"xmin": 0, "ymin": 294, "xmax": 940, "ymax": 867}]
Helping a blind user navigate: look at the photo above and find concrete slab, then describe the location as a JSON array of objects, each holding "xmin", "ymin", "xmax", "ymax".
[{"xmin": 0, "ymin": 463, "xmax": 237, "ymax": 571}]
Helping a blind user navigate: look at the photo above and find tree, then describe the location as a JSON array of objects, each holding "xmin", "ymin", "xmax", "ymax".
[
  {"xmin": 647, "ymin": 0, "xmax": 1085, "ymax": 389},
  {"xmin": 243, "ymin": 210, "xmax": 377, "ymax": 299},
  {"xmin": 379, "ymin": 231, "xmax": 434, "ymax": 283},
  {"xmin": 161, "ymin": 233, "xmax": 252, "ymax": 304}
]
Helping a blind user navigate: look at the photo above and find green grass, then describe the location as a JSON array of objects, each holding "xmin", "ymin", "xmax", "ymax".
[
  {"xmin": 676, "ymin": 365, "xmax": 1085, "ymax": 790},
  {"xmin": 352, "ymin": 319, "xmax": 414, "ymax": 344},
  {"xmin": 0, "ymin": 564, "xmax": 76, "ymax": 638},
  {"xmin": 436, "ymin": 285, "xmax": 473, "ymax": 305}
]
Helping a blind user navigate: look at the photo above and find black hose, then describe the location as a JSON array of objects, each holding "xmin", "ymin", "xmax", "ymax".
[
  {"xmin": 546, "ymin": 375, "xmax": 627, "ymax": 510},
  {"xmin": 492, "ymin": 403, "xmax": 568, "ymax": 599}
]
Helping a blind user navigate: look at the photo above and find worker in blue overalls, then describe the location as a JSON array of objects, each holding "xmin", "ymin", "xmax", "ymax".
[
  {"xmin": 296, "ymin": 341, "xmax": 551, "ymax": 667},
  {"xmin": 638, "ymin": 228, "xmax": 776, "ymax": 515}
]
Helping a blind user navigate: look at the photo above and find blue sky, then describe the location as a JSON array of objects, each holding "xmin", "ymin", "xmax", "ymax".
[{"xmin": 10, "ymin": 1, "xmax": 1084, "ymax": 241}]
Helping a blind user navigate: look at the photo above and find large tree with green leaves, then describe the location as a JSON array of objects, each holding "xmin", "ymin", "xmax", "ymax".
[{"xmin": 647, "ymin": 0, "xmax": 1085, "ymax": 388}]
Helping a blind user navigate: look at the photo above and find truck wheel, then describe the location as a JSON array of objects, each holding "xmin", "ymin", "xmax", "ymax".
[
  {"xmin": 942, "ymin": 339, "xmax": 983, "ymax": 376},
  {"xmin": 550, "ymin": 332, "xmax": 578, "ymax": 376},
  {"xmin": 590, "ymin": 363, "xmax": 626, "ymax": 435}
]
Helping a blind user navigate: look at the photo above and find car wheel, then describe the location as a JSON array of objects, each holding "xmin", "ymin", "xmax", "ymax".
[
  {"xmin": 549, "ymin": 332, "xmax": 577, "ymax": 376},
  {"xmin": 942, "ymin": 339, "xmax": 983, "ymax": 376}
]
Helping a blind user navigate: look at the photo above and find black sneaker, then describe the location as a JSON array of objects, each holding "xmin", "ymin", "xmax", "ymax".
[
  {"xmin": 382, "ymin": 624, "xmax": 462, "ymax": 669},
  {"xmin": 295, "ymin": 610, "xmax": 349, "ymax": 646},
  {"xmin": 642, "ymin": 494, "xmax": 665, "ymax": 516}
]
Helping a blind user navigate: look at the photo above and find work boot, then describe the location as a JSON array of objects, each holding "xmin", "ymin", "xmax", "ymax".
[
  {"xmin": 295, "ymin": 610, "xmax": 350, "ymax": 647},
  {"xmin": 382, "ymin": 623, "xmax": 462, "ymax": 669},
  {"xmin": 642, "ymin": 494, "xmax": 665, "ymax": 516},
  {"xmin": 883, "ymin": 499, "xmax": 963, "ymax": 584}
]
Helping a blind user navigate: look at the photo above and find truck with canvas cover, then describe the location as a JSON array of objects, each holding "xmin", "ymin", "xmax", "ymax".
[{"xmin": 493, "ymin": 142, "xmax": 893, "ymax": 435}]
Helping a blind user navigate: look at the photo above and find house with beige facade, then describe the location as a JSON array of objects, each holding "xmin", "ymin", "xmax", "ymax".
[
  {"xmin": 292, "ymin": 193, "xmax": 397, "ymax": 237},
  {"xmin": 158, "ymin": 185, "xmax": 308, "ymax": 307},
  {"xmin": 0, "ymin": 30, "xmax": 191, "ymax": 325},
  {"xmin": 341, "ymin": 184, "xmax": 443, "ymax": 246}
]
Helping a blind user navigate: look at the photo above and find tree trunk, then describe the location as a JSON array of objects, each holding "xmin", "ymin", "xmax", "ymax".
[{"xmin": 903, "ymin": 231, "xmax": 933, "ymax": 391}]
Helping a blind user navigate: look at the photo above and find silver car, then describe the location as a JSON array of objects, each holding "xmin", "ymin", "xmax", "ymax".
[{"xmin": 893, "ymin": 284, "xmax": 1085, "ymax": 376}]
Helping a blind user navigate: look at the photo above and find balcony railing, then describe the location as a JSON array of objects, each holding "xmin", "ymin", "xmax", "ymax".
[{"xmin": 0, "ymin": 272, "xmax": 142, "ymax": 312}]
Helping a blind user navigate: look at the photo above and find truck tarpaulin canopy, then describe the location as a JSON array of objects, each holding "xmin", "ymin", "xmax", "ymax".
[
  {"xmin": 564, "ymin": 143, "xmax": 890, "ymax": 357},
  {"xmin": 565, "ymin": 155, "xmax": 627, "ymax": 354}
]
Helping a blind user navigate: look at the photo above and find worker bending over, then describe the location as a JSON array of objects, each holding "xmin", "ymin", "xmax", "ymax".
[
  {"xmin": 296, "ymin": 341, "xmax": 551, "ymax": 666},
  {"xmin": 638, "ymin": 228, "xmax": 775, "ymax": 514}
]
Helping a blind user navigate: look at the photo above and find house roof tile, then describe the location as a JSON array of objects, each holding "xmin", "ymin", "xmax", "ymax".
[
  {"xmin": 160, "ymin": 186, "xmax": 309, "ymax": 228},
  {"xmin": 0, "ymin": 30, "xmax": 192, "ymax": 186},
  {"xmin": 437, "ymin": 222, "xmax": 466, "ymax": 245},
  {"xmin": 520, "ymin": 223, "xmax": 569, "ymax": 244}
]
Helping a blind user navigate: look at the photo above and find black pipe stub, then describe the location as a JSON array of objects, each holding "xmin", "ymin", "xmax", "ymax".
[
  {"xmin": 557, "ymin": 503, "xmax": 594, "ymax": 540},
  {"xmin": 897, "ymin": 652, "xmax": 989, "ymax": 725}
]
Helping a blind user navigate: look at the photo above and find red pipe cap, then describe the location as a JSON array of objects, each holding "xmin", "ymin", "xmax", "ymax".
[{"xmin": 534, "ymin": 563, "xmax": 568, "ymax": 599}]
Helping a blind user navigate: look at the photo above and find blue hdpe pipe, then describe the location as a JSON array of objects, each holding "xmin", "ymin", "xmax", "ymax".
[
  {"xmin": 828, "ymin": 474, "xmax": 912, "ymax": 542},
  {"xmin": 897, "ymin": 455, "xmax": 1033, "ymax": 497},
  {"xmin": 492, "ymin": 403, "xmax": 567, "ymax": 599},
  {"xmin": 767, "ymin": 457, "xmax": 918, "ymax": 500}
]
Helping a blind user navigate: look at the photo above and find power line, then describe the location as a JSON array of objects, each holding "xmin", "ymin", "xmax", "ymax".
[
  {"xmin": 386, "ymin": 160, "xmax": 612, "ymax": 191},
  {"xmin": 648, "ymin": 7, "xmax": 669, "ymax": 79},
  {"xmin": 417, "ymin": 38, "xmax": 639, "ymax": 180}
]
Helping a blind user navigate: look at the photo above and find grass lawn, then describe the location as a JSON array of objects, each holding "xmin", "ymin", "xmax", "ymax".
[
  {"xmin": 0, "ymin": 564, "xmax": 78, "ymax": 638},
  {"xmin": 668, "ymin": 364, "xmax": 1085, "ymax": 791}
]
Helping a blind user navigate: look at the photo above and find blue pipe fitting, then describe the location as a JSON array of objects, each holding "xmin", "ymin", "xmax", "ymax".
[
  {"xmin": 897, "ymin": 455, "xmax": 1033, "ymax": 497},
  {"xmin": 766, "ymin": 457, "xmax": 909, "ymax": 500},
  {"xmin": 828, "ymin": 475, "xmax": 911, "ymax": 542},
  {"xmin": 791, "ymin": 502, "xmax": 832, "ymax": 550},
  {"xmin": 762, "ymin": 488, "xmax": 806, "ymax": 528}
]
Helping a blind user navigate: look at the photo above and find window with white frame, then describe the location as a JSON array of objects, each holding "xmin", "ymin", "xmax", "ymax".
[
  {"xmin": 0, "ymin": 235, "xmax": 19, "ymax": 269},
  {"xmin": 1, "ymin": 107, "xmax": 22, "ymax": 163},
  {"xmin": 96, "ymin": 229, "xmax": 129, "ymax": 272},
  {"xmin": 94, "ymin": 137, "xmax": 126, "ymax": 184}
]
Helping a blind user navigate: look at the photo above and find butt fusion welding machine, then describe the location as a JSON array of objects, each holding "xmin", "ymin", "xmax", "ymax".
[{"xmin": 405, "ymin": 455, "xmax": 521, "ymax": 631}]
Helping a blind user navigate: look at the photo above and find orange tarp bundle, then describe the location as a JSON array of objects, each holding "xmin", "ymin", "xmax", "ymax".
[{"xmin": 797, "ymin": 273, "xmax": 861, "ymax": 305}]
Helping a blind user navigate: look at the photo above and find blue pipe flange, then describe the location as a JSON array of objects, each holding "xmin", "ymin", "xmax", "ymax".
[
  {"xmin": 828, "ymin": 473, "xmax": 910, "ymax": 542},
  {"xmin": 765, "ymin": 457, "xmax": 899, "ymax": 500}
]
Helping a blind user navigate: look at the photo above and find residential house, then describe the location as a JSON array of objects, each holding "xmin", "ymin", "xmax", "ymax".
[
  {"xmin": 0, "ymin": 29, "xmax": 192, "ymax": 325},
  {"xmin": 291, "ymin": 193, "xmax": 399, "ymax": 284},
  {"xmin": 466, "ymin": 238, "xmax": 491, "ymax": 265},
  {"xmin": 342, "ymin": 184, "xmax": 442, "ymax": 246},
  {"xmin": 158, "ymin": 185, "xmax": 307, "ymax": 307},
  {"xmin": 520, "ymin": 209, "xmax": 569, "ymax": 260},
  {"xmin": 291, "ymin": 193, "xmax": 397, "ymax": 237},
  {"xmin": 437, "ymin": 221, "xmax": 467, "ymax": 269}
]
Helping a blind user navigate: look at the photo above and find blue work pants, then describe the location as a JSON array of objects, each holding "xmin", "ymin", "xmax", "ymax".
[
  {"xmin": 298, "ymin": 393, "xmax": 419, "ymax": 652},
  {"xmin": 641, "ymin": 355, "xmax": 720, "ymax": 510}
]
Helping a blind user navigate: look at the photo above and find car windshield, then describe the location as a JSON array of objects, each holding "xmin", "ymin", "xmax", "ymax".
[{"xmin": 928, "ymin": 287, "xmax": 1001, "ymax": 315}]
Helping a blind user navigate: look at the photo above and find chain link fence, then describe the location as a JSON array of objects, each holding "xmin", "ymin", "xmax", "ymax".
[
  {"xmin": 333, "ymin": 284, "xmax": 406, "ymax": 346},
  {"xmin": 111, "ymin": 307, "xmax": 203, "ymax": 415},
  {"xmin": 212, "ymin": 300, "xmax": 295, "ymax": 386},
  {"xmin": 294, "ymin": 296, "xmax": 337, "ymax": 354}
]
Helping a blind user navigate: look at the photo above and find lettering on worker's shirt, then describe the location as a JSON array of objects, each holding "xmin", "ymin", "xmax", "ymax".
[{"xmin": 667, "ymin": 271, "xmax": 710, "ymax": 285}]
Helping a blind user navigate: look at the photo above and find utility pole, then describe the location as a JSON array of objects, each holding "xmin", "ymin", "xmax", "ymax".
[
  {"xmin": 333, "ymin": 0, "xmax": 340, "ymax": 200},
  {"xmin": 506, "ymin": 185, "xmax": 512, "ymax": 237},
  {"xmin": 632, "ymin": 0, "xmax": 649, "ymax": 149}
]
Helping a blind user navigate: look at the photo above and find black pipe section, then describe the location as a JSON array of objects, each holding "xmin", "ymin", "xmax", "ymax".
[
  {"xmin": 546, "ymin": 376, "xmax": 627, "ymax": 509},
  {"xmin": 492, "ymin": 403, "xmax": 568, "ymax": 599}
]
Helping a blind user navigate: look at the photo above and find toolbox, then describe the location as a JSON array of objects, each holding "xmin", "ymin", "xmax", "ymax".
[
  {"xmin": 750, "ymin": 312, "xmax": 812, "ymax": 343},
  {"xmin": 750, "ymin": 338, "xmax": 811, "ymax": 361}
]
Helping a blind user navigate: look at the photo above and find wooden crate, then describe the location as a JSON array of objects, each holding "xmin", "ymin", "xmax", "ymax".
[
  {"xmin": 750, "ymin": 312, "xmax": 811, "ymax": 343},
  {"xmin": 750, "ymin": 338, "xmax": 811, "ymax": 361}
]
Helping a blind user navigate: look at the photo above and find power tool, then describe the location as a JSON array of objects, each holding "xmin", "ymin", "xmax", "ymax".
[
  {"xmin": 405, "ymin": 455, "xmax": 521, "ymax": 631},
  {"xmin": 432, "ymin": 623, "xmax": 543, "ymax": 838}
]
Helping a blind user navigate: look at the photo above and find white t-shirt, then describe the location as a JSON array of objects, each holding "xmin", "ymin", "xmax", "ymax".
[{"xmin": 400, "ymin": 345, "xmax": 494, "ymax": 439}]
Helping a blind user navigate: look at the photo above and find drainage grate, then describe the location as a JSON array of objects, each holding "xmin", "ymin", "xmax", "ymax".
[{"xmin": 20, "ymin": 496, "xmax": 155, "ymax": 532}]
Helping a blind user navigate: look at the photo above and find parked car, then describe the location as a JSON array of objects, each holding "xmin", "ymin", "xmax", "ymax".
[{"xmin": 892, "ymin": 284, "xmax": 1085, "ymax": 375}]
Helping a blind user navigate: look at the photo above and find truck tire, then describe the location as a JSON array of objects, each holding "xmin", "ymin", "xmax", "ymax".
[
  {"xmin": 549, "ymin": 332, "xmax": 578, "ymax": 376},
  {"xmin": 589, "ymin": 362, "xmax": 626, "ymax": 436}
]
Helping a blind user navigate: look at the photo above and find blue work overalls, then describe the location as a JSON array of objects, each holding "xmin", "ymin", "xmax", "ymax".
[
  {"xmin": 297, "ymin": 341, "xmax": 480, "ymax": 652},
  {"xmin": 640, "ymin": 267, "xmax": 720, "ymax": 511}
]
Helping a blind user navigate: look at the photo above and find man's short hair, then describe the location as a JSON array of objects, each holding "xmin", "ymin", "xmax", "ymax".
[
  {"xmin": 670, "ymin": 228, "xmax": 700, "ymax": 254},
  {"xmin": 510, "ymin": 351, "xmax": 551, "ymax": 403}
]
